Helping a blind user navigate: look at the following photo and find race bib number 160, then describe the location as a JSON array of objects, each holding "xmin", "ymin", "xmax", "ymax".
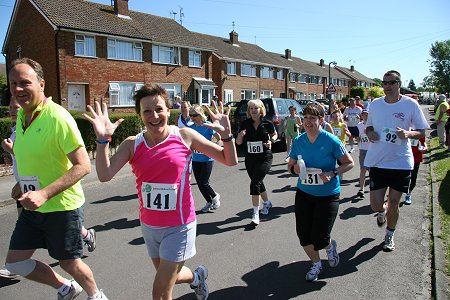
[{"xmin": 141, "ymin": 182, "xmax": 177, "ymax": 211}]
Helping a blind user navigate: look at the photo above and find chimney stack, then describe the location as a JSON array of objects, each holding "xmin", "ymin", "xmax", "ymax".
[
  {"xmin": 319, "ymin": 59, "xmax": 324, "ymax": 67},
  {"xmin": 350, "ymin": 65, "xmax": 355, "ymax": 72},
  {"xmin": 285, "ymin": 49, "xmax": 291, "ymax": 60},
  {"xmin": 114, "ymin": 0, "xmax": 129, "ymax": 17},
  {"xmin": 230, "ymin": 31, "xmax": 238, "ymax": 45}
]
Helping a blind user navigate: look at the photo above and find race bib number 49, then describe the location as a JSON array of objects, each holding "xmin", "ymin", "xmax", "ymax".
[
  {"xmin": 381, "ymin": 127, "xmax": 402, "ymax": 145},
  {"xmin": 302, "ymin": 168, "xmax": 324, "ymax": 185},
  {"xmin": 141, "ymin": 182, "xmax": 177, "ymax": 211},
  {"xmin": 247, "ymin": 141, "xmax": 263, "ymax": 154},
  {"xmin": 19, "ymin": 176, "xmax": 41, "ymax": 193}
]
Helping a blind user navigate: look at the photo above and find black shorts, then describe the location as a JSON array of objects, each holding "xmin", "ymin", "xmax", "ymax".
[
  {"xmin": 369, "ymin": 167, "xmax": 411, "ymax": 193},
  {"xmin": 9, "ymin": 206, "xmax": 85, "ymax": 260},
  {"xmin": 348, "ymin": 126, "xmax": 359, "ymax": 137}
]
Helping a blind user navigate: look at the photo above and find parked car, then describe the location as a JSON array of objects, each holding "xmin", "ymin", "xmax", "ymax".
[
  {"xmin": 297, "ymin": 99, "xmax": 328, "ymax": 114},
  {"xmin": 223, "ymin": 101, "xmax": 239, "ymax": 107},
  {"xmin": 231, "ymin": 98, "xmax": 303, "ymax": 150}
]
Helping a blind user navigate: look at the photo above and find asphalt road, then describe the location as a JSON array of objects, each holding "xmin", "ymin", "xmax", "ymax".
[{"xmin": 0, "ymin": 110, "xmax": 433, "ymax": 300}]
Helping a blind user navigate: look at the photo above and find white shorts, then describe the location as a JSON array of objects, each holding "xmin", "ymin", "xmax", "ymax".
[{"xmin": 140, "ymin": 220, "xmax": 197, "ymax": 262}]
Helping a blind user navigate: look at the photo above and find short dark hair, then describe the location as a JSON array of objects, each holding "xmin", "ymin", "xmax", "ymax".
[
  {"xmin": 384, "ymin": 70, "xmax": 401, "ymax": 81},
  {"xmin": 303, "ymin": 103, "xmax": 325, "ymax": 118},
  {"xmin": 133, "ymin": 84, "xmax": 170, "ymax": 114},
  {"xmin": 9, "ymin": 57, "xmax": 44, "ymax": 81}
]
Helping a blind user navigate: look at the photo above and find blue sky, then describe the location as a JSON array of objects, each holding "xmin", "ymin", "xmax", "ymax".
[{"xmin": 1, "ymin": 0, "xmax": 449, "ymax": 86}]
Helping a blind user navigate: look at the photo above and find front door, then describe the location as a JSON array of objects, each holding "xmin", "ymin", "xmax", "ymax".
[
  {"xmin": 68, "ymin": 84, "xmax": 86, "ymax": 111},
  {"xmin": 224, "ymin": 89, "xmax": 233, "ymax": 102}
]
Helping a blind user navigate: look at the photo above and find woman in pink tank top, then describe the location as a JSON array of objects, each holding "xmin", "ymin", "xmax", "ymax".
[{"xmin": 83, "ymin": 84, "xmax": 237, "ymax": 300}]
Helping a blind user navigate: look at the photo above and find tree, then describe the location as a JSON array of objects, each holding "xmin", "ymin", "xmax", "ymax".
[
  {"xmin": 0, "ymin": 74, "xmax": 8, "ymax": 106},
  {"xmin": 367, "ymin": 86, "xmax": 385, "ymax": 99},
  {"xmin": 372, "ymin": 78, "xmax": 382, "ymax": 87},
  {"xmin": 350, "ymin": 86, "xmax": 365, "ymax": 99},
  {"xmin": 407, "ymin": 79, "xmax": 417, "ymax": 91},
  {"xmin": 429, "ymin": 40, "xmax": 450, "ymax": 94}
]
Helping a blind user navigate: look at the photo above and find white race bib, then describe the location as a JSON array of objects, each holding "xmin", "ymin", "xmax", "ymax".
[
  {"xmin": 19, "ymin": 176, "xmax": 41, "ymax": 193},
  {"xmin": 247, "ymin": 141, "xmax": 263, "ymax": 154},
  {"xmin": 141, "ymin": 182, "xmax": 178, "ymax": 211},
  {"xmin": 410, "ymin": 139, "xmax": 420, "ymax": 147},
  {"xmin": 301, "ymin": 168, "xmax": 324, "ymax": 185},
  {"xmin": 333, "ymin": 128, "xmax": 342, "ymax": 137},
  {"xmin": 381, "ymin": 127, "xmax": 402, "ymax": 145},
  {"xmin": 359, "ymin": 134, "xmax": 369, "ymax": 144}
]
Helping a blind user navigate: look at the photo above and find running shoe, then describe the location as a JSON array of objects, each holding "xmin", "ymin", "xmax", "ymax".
[
  {"xmin": 211, "ymin": 193, "xmax": 221, "ymax": 209},
  {"xmin": 376, "ymin": 204, "xmax": 387, "ymax": 227},
  {"xmin": 383, "ymin": 233, "xmax": 395, "ymax": 251},
  {"xmin": 57, "ymin": 279, "xmax": 83, "ymax": 300},
  {"xmin": 190, "ymin": 265, "xmax": 209, "ymax": 300},
  {"xmin": 260, "ymin": 201, "xmax": 272, "ymax": 215},
  {"xmin": 356, "ymin": 190, "xmax": 365, "ymax": 198},
  {"xmin": 349, "ymin": 148, "xmax": 355, "ymax": 153},
  {"xmin": 305, "ymin": 263, "xmax": 322, "ymax": 282},
  {"xmin": 326, "ymin": 240, "xmax": 340, "ymax": 267},
  {"xmin": 0, "ymin": 266, "xmax": 18, "ymax": 279},
  {"xmin": 84, "ymin": 228, "xmax": 97, "ymax": 252},
  {"xmin": 201, "ymin": 202, "xmax": 213, "ymax": 213},
  {"xmin": 251, "ymin": 211, "xmax": 260, "ymax": 225},
  {"xmin": 404, "ymin": 195, "xmax": 412, "ymax": 205}
]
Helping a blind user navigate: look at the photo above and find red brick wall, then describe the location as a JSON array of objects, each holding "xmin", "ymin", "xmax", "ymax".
[{"xmin": 5, "ymin": 0, "xmax": 58, "ymax": 101}]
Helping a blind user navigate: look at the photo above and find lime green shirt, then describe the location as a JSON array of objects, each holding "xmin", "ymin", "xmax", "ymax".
[
  {"xmin": 14, "ymin": 97, "xmax": 86, "ymax": 213},
  {"xmin": 436, "ymin": 101, "xmax": 449, "ymax": 123}
]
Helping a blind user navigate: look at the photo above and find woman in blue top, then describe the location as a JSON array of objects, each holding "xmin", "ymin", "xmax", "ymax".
[
  {"xmin": 287, "ymin": 104, "xmax": 354, "ymax": 282},
  {"xmin": 189, "ymin": 104, "xmax": 222, "ymax": 213}
]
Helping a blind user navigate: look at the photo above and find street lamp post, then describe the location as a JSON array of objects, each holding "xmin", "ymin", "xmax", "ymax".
[{"xmin": 328, "ymin": 61, "xmax": 337, "ymax": 100}]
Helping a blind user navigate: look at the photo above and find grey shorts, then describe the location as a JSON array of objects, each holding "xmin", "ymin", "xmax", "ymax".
[
  {"xmin": 359, "ymin": 149, "xmax": 368, "ymax": 169},
  {"xmin": 141, "ymin": 220, "xmax": 197, "ymax": 262},
  {"xmin": 9, "ymin": 206, "xmax": 84, "ymax": 260}
]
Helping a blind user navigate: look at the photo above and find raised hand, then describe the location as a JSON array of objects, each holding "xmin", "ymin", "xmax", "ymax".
[
  {"xmin": 83, "ymin": 101, "xmax": 124, "ymax": 139},
  {"xmin": 202, "ymin": 101, "xmax": 232, "ymax": 137}
]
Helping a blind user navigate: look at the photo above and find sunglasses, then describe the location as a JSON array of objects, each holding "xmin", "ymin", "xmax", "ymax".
[
  {"xmin": 382, "ymin": 80, "xmax": 399, "ymax": 85},
  {"xmin": 189, "ymin": 113, "xmax": 200, "ymax": 117}
]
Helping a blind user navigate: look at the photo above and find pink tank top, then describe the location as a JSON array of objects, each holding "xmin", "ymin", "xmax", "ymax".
[{"xmin": 130, "ymin": 126, "xmax": 195, "ymax": 227}]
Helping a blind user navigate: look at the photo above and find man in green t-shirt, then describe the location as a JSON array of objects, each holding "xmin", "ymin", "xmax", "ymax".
[{"xmin": 4, "ymin": 58, "xmax": 107, "ymax": 300}]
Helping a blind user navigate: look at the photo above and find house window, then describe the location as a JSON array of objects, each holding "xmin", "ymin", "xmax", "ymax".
[
  {"xmin": 318, "ymin": 77, "xmax": 323, "ymax": 84},
  {"xmin": 241, "ymin": 64, "xmax": 256, "ymax": 77},
  {"xmin": 227, "ymin": 62, "xmax": 236, "ymax": 75},
  {"xmin": 260, "ymin": 90, "xmax": 273, "ymax": 98},
  {"xmin": 276, "ymin": 69, "xmax": 284, "ymax": 80},
  {"xmin": 189, "ymin": 50, "xmax": 201, "ymax": 67},
  {"xmin": 152, "ymin": 45, "xmax": 179, "ymax": 65},
  {"xmin": 299, "ymin": 74, "xmax": 307, "ymax": 83},
  {"xmin": 75, "ymin": 34, "xmax": 96, "ymax": 57},
  {"xmin": 260, "ymin": 67, "xmax": 273, "ymax": 79},
  {"xmin": 241, "ymin": 89, "xmax": 256, "ymax": 100},
  {"xmin": 289, "ymin": 72, "xmax": 296, "ymax": 82},
  {"xmin": 158, "ymin": 84, "xmax": 182, "ymax": 104},
  {"xmin": 107, "ymin": 39, "xmax": 142, "ymax": 61},
  {"xmin": 309, "ymin": 93, "xmax": 316, "ymax": 99},
  {"xmin": 109, "ymin": 82, "xmax": 144, "ymax": 107}
]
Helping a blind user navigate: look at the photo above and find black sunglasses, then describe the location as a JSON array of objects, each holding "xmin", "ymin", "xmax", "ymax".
[
  {"xmin": 382, "ymin": 80, "xmax": 399, "ymax": 85},
  {"xmin": 189, "ymin": 113, "xmax": 200, "ymax": 117}
]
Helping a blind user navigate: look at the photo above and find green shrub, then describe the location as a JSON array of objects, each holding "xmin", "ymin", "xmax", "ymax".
[
  {"xmin": 0, "ymin": 106, "xmax": 9, "ymax": 118},
  {"xmin": 0, "ymin": 117, "xmax": 14, "ymax": 164}
]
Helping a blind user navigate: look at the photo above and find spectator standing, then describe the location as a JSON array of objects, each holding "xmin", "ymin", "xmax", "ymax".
[
  {"xmin": 364, "ymin": 70, "xmax": 429, "ymax": 252},
  {"xmin": 355, "ymin": 96, "xmax": 365, "ymax": 109},
  {"xmin": 435, "ymin": 94, "xmax": 449, "ymax": 149},
  {"xmin": 178, "ymin": 100, "xmax": 194, "ymax": 128}
]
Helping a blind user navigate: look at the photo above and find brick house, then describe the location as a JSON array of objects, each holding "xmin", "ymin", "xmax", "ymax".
[
  {"xmin": 2, "ymin": 0, "xmax": 218, "ymax": 111},
  {"xmin": 193, "ymin": 31, "xmax": 292, "ymax": 103},
  {"xmin": 335, "ymin": 65, "xmax": 376, "ymax": 97}
]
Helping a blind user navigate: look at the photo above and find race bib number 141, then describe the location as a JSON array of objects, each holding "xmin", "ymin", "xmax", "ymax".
[{"xmin": 141, "ymin": 182, "xmax": 178, "ymax": 211}]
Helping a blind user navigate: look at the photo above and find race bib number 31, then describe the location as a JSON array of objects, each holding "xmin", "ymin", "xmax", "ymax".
[
  {"xmin": 19, "ymin": 176, "xmax": 41, "ymax": 193},
  {"xmin": 302, "ymin": 168, "xmax": 324, "ymax": 185},
  {"xmin": 141, "ymin": 182, "xmax": 177, "ymax": 211},
  {"xmin": 381, "ymin": 127, "xmax": 402, "ymax": 145}
]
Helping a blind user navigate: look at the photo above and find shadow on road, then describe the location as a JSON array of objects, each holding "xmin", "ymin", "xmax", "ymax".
[{"xmin": 91, "ymin": 193, "xmax": 138, "ymax": 204}]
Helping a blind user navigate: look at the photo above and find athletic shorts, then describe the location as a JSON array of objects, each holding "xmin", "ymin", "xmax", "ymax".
[
  {"xmin": 369, "ymin": 167, "xmax": 411, "ymax": 193},
  {"xmin": 358, "ymin": 149, "xmax": 368, "ymax": 169},
  {"xmin": 9, "ymin": 207, "xmax": 84, "ymax": 260},
  {"xmin": 348, "ymin": 126, "xmax": 359, "ymax": 137},
  {"xmin": 141, "ymin": 220, "xmax": 197, "ymax": 262}
]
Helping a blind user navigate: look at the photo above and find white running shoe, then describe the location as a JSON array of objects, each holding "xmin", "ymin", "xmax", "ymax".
[
  {"xmin": 0, "ymin": 266, "xmax": 18, "ymax": 279},
  {"xmin": 57, "ymin": 279, "xmax": 83, "ymax": 300},
  {"xmin": 211, "ymin": 193, "xmax": 221, "ymax": 209},
  {"xmin": 305, "ymin": 263, "xmax": 322, "ymax": 281},
  {"xmin": 383, "ymin": 233, "xmax": 395, "ymax": 251},
  {"xmin": 260, "ymin": 201, "xmax": 272, "ymax": 215},
  {"xmin": 251, "ymin": 211, "xmax": 260, "ymax": 225},
  {"xmin": 326, "ymin": 240, "xmax": 340, "ymax": 267},
  {"xmin": 201, "ymin": 202, "xmax": 213, "ymax": 213},
  {"xmin": 191, "ymin": 265, "xmax": 209, "ymax": 300}
]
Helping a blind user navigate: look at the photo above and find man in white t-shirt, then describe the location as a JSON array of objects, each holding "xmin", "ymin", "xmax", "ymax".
[
  {"xmin": 364, "ymin": 70, "xmax": 429, "ymax": 252},
  {"xmin": 343, "ymin": 98, "xmax": 362, "ymax": 152}
]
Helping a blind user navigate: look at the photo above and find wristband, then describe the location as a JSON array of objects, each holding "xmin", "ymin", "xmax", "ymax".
[
  {"xmin": 221, "ymin": 135, "xmax": 234, "ymax": 142},
  {"xmin": 96, "ymin": 137, "xmax": 112, "ymax": 144}
]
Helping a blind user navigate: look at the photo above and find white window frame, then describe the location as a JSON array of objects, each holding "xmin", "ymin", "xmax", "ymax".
[
  {"xmin": 289, "ymin": 72, "xmax": 296, "ymax": 82},
  {"xmin": 276, "ymin": 69, "xmax": 284, "ymax": 80},
  {"xmin": 109, "ymin": 81, "xmax": 144, "ymax": 107},
  {"xmin": 107, "ymin": 38, "xmax": 143, "ymax": 61},
  {"xmin": 299, "ymin": 74, "xmax": 307, "ymax": 83},
  {"xmin": 227, "ymin": 62, "xmax": 236, "ymax": 75},
  {"xmin": 75, "ymin": 34, "xmax": 96, "ymax": 57},
  {"xmin": 260, "ymin": 90, "xmax": 273, "ymax": 98},
  {"xmin": 188, "ymin": 50, "xmax": 201, "ymax": 67},
  {"xmin": 152, "ymin": 45, "xmax": 180, "ymax": 65},
  {"xmin": 260, "ymin": 67, "xmax": 273, "ymax": 79},
  {"xmin": 241, "ymin": 64, "xmax": 256, "ymax": 77},
  {"xmin": 241, "ymin": 89, "xmax": 256, "ymax": 100}
]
